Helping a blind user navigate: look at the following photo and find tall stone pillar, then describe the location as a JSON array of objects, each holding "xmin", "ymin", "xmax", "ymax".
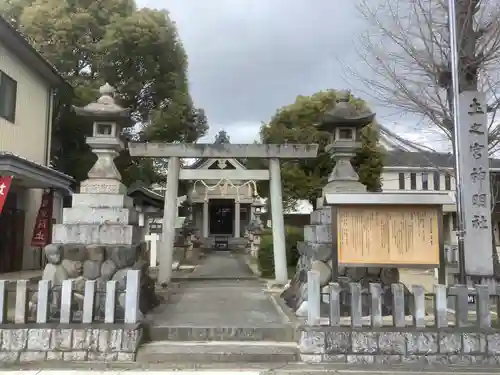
[
  {"xmin": 234, "ymin": 200, "xmax": 241, "ymax": 238},
  {"xmin": 158, "ymin": 156, "xmax": 180, "ymax": 286},
  {"xmin": 203, "ymin": 200, "xmax": 209, "ymax": 237},
  {"xmin": 269, "ymin": 157, "xmax": 288, "ymax": 284}
]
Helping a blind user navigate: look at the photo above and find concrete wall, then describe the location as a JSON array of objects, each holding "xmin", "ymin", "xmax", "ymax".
[{"xmin": 300, "ymin": 272, "xmax": 500, "ymax": 365}]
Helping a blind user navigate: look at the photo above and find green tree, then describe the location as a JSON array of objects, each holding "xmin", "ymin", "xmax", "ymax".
[
  {"xmin": 260, "ymin": 89, "xmax": 384, "ymax": 210},
  {"xmin": 4, "ymin": 0, "xmax": 208, "ymax": 186}
]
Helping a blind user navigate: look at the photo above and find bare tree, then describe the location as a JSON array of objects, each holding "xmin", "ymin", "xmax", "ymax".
[
  {"xmin": 351, "ymin": 0, "xmax": 500, "ymax": 152},
  {"xmin": 350, "ymin": 0, "xmax": 500, "ymax": 274}
]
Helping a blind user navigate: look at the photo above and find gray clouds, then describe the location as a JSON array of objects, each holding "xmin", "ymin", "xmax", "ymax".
[{"xmin": 136, "ymin": 0, "xmax": 369, "ymax": 142}]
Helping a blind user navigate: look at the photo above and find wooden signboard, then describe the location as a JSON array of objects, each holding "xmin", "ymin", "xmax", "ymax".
[{"xmin": 335, "ymin": 205, "xmax": 440, "ymax": 267}]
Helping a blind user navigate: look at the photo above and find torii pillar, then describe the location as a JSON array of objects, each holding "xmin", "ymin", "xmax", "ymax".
[{"xmin": 129, "ymin": 143, "xmax": 319, "ymax": 286}]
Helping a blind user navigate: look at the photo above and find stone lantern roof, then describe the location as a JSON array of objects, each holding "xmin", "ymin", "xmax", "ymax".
[
  {"xmin": 319, "ymin": 90, "xmax": 375, "ymax": 130},
  {"xmin": 73, "ymin": 83, "xmax": 132, "ymax": 126}
]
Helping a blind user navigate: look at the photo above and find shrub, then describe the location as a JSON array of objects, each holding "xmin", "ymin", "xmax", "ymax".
[{"xmin": 257, "ymin": 226, "xmax": 304, "ymax": 279}]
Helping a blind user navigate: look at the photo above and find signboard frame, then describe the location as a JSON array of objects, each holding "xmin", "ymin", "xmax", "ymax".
[{"xmin": 329, "ymin": 203, "xmax": 446, "ymax": 283}]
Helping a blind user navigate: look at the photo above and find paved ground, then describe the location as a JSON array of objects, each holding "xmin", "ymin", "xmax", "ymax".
[
  {"xmin": 147, "ymin": 251, "xmax": 288, "ymax": 327},
  {"xmin": 187, "ymin": 251, "xmax": 256, "ymax": 279}
]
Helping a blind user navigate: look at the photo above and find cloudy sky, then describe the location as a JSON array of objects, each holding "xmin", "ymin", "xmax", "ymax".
[{"xmin": 137, "ymin": 0, "xmax": 448, "ymax": 149}]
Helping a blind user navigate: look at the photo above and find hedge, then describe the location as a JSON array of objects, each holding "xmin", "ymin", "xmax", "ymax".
[{"xmin": 257, "ymin": 226, "xmax": 303, "ymax": 278}]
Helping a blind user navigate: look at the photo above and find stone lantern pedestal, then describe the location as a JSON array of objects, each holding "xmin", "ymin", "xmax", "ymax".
[
  {"xmin": 246, "ymin": 196, "xmax": 265, "ymax": 258},
  {"xmin": 35, "ymin": 84, "xmax": 160, "ymax": 319}
]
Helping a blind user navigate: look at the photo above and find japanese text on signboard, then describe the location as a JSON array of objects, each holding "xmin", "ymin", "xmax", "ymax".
[{"xmin": 459, "ymin": 92, "xmax": 493, "ymax": 275}]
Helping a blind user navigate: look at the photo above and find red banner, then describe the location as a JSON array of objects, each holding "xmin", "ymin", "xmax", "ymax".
[
  {"xmin": 0, "ymin": 176, "xmax": 13, "ymax": 215},
  {"xmin": 31, "ymin": 189, "xmax": 54, "ymax": 247}
]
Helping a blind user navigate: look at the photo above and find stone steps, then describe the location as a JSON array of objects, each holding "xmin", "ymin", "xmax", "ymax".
[
  {"xmin": 145, "ymin": 325, "xmax": 297, "ymax": 342},
  {"xmin": 136, "ymin": 341, "xmax": 298, "ymax": 363}
]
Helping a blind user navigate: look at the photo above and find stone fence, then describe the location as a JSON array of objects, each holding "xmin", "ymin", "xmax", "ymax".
[
  {"xmin": 301, "ymin": 270, "xmax": 500, "ymax": 365},
  {"xmin": 0, "ymin": 270, "xmax": 142, "ymax": 363}
]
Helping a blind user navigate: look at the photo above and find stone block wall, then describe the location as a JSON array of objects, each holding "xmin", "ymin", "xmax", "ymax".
[
  {"xmin": 0, "ymin": 325, "xmax": 142, "ymax": 362},
  {"xmin": 299, "ymin": 270, "xmax": 500, "ymax": 364},
  {"xmin": 299, "ymin": 328, "xmax": 500, "ymax": 365},
  {"xmin": 0, "ymin": 270, "xmax": 143, "ymax": 363}
]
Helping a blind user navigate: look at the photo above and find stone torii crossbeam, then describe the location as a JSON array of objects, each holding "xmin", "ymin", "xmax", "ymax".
[{"xmin": 129, "ymin": 143, "xmax": 319, "ymax": 285}]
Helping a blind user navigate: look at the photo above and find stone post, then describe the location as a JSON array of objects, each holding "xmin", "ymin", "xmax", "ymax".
[
  {"xmin": 269, "ymin": 158, "xmax": 288, "ymax": 284},
  {"xmin": 202, "ymin": 200, "xmax": 209, "ymax": 238},
  {"xmin": 158, "ymin": 156, "xmax": 180, "ymax": 286},
  {"xmin": 234, "ymin": 200, "xmax": 241, "ymax": 238}
]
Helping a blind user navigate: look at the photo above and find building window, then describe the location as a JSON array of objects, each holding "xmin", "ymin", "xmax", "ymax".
[
  {"xmin": 398, "ymin": 173, "xmax": 405, "ymax": 190},
  {"xmin": 433, "ymin": 172, "xmax": 440, "ymax": 190},
  {"xmin": 422, "ymin": 172, "xmax": 429, "ymax": 190},
  {"xmin": 410, "ymin": 172, "xmax": 417, "ymax": 190},
  {"xmin": 445, "ymin": 173, "xmax": 451, "ymax": 190},
  {"xmin": 0, "ymin": 71, "xmax": 17, "ymax": 123}
]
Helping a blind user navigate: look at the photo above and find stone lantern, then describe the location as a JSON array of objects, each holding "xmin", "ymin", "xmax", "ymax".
[
  {"xmin": 73, "ymin": 83, "xmax": 131, "ymax": 194},
  {"xmin": 251, "ymin": 196, "xmax": 265, "ymax": 228},
  {"xmin": 44, "ymin": 83, "xmax": 160, "ymax": 320},
  {"xmin": 247, "ymin": 195, "xmax": 265, "ymax": 258},
  {"xmin": 318, "ymin": 90, "xmax": 375, "ymax": 194}
]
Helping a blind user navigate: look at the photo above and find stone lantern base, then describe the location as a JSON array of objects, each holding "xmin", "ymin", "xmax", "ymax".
[{"xmin": 31, "ymin": 185, "xmax": 161, "ymax": 320}]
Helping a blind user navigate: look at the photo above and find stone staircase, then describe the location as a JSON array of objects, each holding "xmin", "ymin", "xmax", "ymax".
[
  {"xmin": 137, "ymin": 252, "xmax": 299, "ymax": 364},
  {"xmin": 136, "ymin": 325, "xmax": 298, "ymax": 363}
]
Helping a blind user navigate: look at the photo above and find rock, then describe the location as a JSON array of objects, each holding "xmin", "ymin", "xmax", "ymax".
[
  {"xmin": 136, "ymin": 242, "xmax": 148, "ymax": 258},
  {"xmin": 72, "ymin": 276, "xmax": 86, "ymax": 294},
  {"xmin": 44, "ymin": 244, "xmax": 63, "ymax": 265},
  {"xmin": 83, "ymin": 260, "xmax": 101, "ymax": 280},
  {"xmin": 310, "ymin": 260, "xmax": 332, "ymax": 286},
  {"xmin": 42, "ymin": 263, "xmax": 68, "ymax": 285},
  {"xmin": 367, "ymin": 267, "xmax": 382, "ymax": 276},
  {"xmin": 87, "ymin": 245, "xmax": 105, "ymax": 262},
  {"xmin": 345, "ymin": 267, "xmax": 367, "ymax": 282},
  {"xmin": 106, "ymin": 245, "xmax": 137, "ymax": 269},
  {"xmin": 61, "ymin": 259, "xmax": 83, "ymax": 278},
  {"xmin": 112, "ymin": 267, "xmax": 133, "ymax": 289},
  {"xmin": 100, "ymin": 259, "xmax": 117, "ymax": 281},
  {"xmin": 296, "ymin": 301, "xmax": 308, "ymax": 317},
  {"xmin": 299, "ymin": 283, "xmax": 308, "ymax": 300},
  {"xmin": 133, "ymin": 259, "xmax": 148, "ymax": 275},
  {"xmin": 380, "ymin": 268, "xmax": 399, "ymax": 284},
  {"xmin": 62, "ymin": 244, "xmax": 87, "ymax": 262}
]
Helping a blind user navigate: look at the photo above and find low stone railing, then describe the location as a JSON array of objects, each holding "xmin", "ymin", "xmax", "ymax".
[
  {"xmin": 301, "ymin": 270, "xmax": 500, "ymax": 365},
  {"xmin": 0, "ymin": 269, "xmax": 142, "ymax": 363}
]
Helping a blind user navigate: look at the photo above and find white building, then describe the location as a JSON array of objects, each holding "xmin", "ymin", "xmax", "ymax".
[{"xmin": 0, "ymin": 16, "xmax": 73, "ymax": 272}]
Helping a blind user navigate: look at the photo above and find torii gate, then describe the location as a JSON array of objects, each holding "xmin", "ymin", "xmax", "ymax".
[{"xmin": 129, "ymin": 143, "xmax": 319, "ymax": 285}]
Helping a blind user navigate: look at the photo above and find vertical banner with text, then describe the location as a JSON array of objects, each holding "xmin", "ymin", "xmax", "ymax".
[
  {"xmin": 458, "ymin": 91, "xmax": 494, "ymax": 276},
  {"xmin": 0, "ymin": 176, "xmax": 13, "ymax": 215},
  {"xmin": 31, "ymin": 189, "xmax": 54, "ymax": 247}
]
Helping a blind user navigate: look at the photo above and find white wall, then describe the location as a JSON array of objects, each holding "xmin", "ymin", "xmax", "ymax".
[
  {"xmin": 0, "ymin": 40, "xmax": 54, "ymax": 271},
  {"xmin": 0, "ymin": 41, "xmax": 50, "ymax": 165}
]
